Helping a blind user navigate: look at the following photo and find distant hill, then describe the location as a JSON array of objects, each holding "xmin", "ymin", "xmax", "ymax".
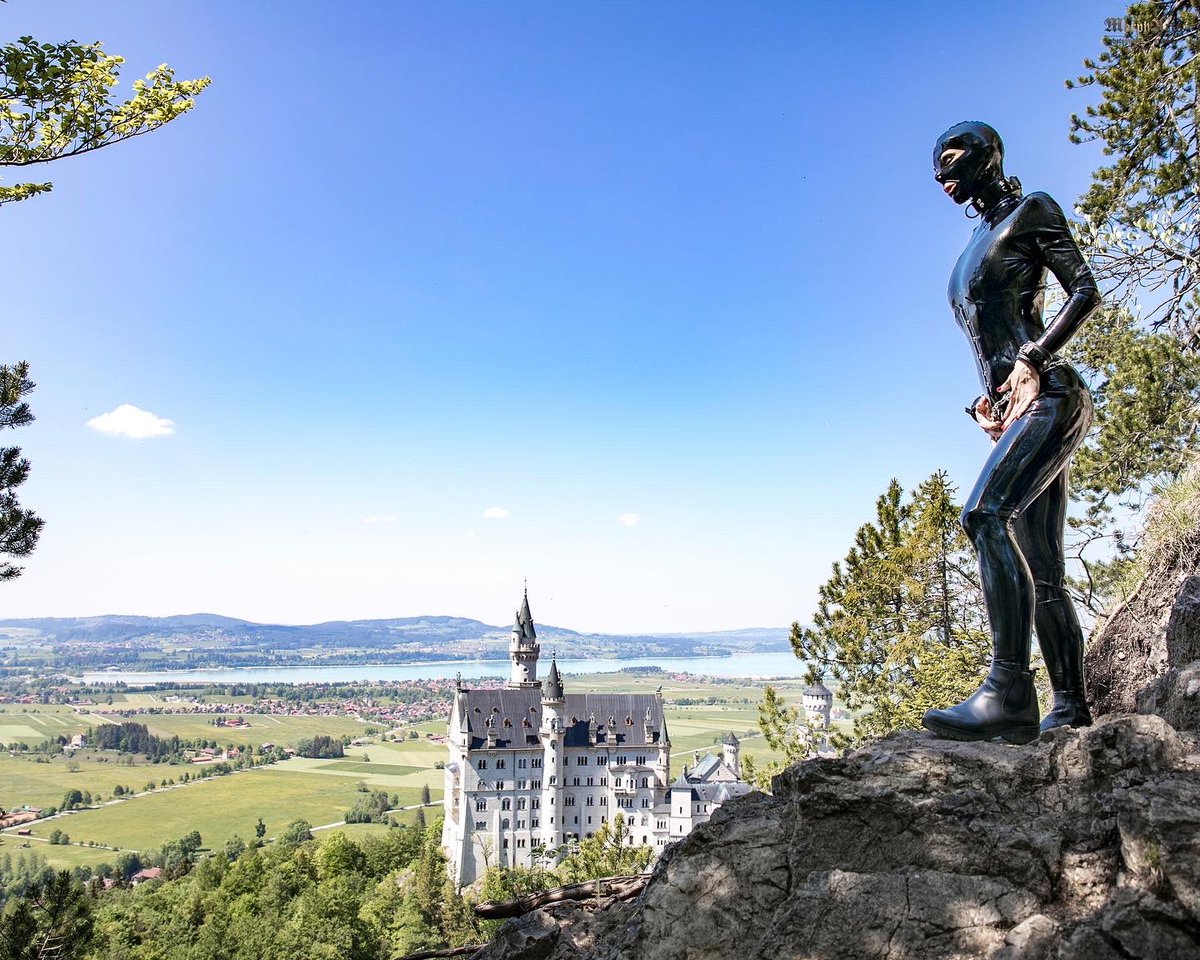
[{"xmin": 0, "ymin": 614, "xmax": 794, "ymax": 671}]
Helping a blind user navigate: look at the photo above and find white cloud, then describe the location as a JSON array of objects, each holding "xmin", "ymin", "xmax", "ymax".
[
  {"xmin": 361, "ymin": 515, "xmax": 396, "ymax": 524},
  {"xmin": 618, "ymin": 513, "xmax": 640, "ymax": 527},
  {"xmin": 86, "ymin": 404, "xmax": 175, "ymax": 439},
  {"xmin": 483, "ymin": 507, "xmax": 510, "ymax": 519}
]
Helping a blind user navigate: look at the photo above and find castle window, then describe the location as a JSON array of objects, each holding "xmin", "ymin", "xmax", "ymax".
[
  {"xmin": 600, "ymin": 777, "xmax": 607, "ymax": 787},
  {"xmin": 504, "ymin": 719, "xmax": 513, "ymax": 728},
  {"xmin": 531, "ymin": 818, "xmax": 539, "ymax": 828},
  {"xmin": 616, "ymin": 756, "xmax": 627, "ymax": 765},
  {"xmin": 517, "ymin": 798, "xmax": 526, "ymax": 810},
  {"xmin": 496, "ymin": 759, "xmax": 506, "ymax": 769},
  {"xmin": 642, "ymin": 799, "xmax": 650, "ymax": 807},
  {"xmin": 474, "ymin": 707, "xmax": 482, "ymax": 713},
  {"xmin": 477, "ymin": 759, "xmax": 487, "ymax": 770},
  {"xmin": 518, "ymin": 758, "xmax": 527, "ymax": 769},
  {"xmin": 496, "ymin": 780, "xmax": 505, "ymax": 789},
  {"xmin": 587, "ymin": 777, "xmax": 593, "ymax": 786},
  {"xmin": 636, "ymin": 756, "xmax": 646, "ymax": 765},
  {"xmin": 573, "ymin": 777, "xmax": 580, "ymax": 786},
  {"xmin": 502, "ymin": 818, "xmax": 510, "ymax": 829},
  {"xmin": 501, "ymin": 798, "xmax": 511, "ymax": 811},
  {"xmin": 502, "ymin": 838, "xmax": 509, "ymax": 849},
  {"xmin": 641, "ymin": 777, "xmax": 649, "ymax": 788},
  {"xmin": 531, "ymin": 780, "xmax": 541, "ymax": 790},
  {"xmin": 600, "ymin": 796, "xmax": 607, "ymax": 806},
  {"xmin": 565, "ymin": 796, "xmax": 575, "ymax": 807},
  {"xmin": 476, "ymin": 821, "xmax": 486, "ymax": 829},
  {"xmin": 597, "ymin": 756, "xmax": 608, "ymax": 766},
  {"xmin": 517, "ymin": 779, "xmax": 526, "ymax": 789},
  {"xmin": 626, "ymin": 716, "xmax": 633, "ymax": 725},
  {"xmin": 586, "ymin": 796, "xmax": 594, "ymax": 806},
  {"xmin": 588, "ymin": 818, "xmax": 592, "ymax": 825},
  {"xmin": 576, "ymin": 756, "xmax": 587, "ymax": 766},
  {"xmin": 531, "ymin": 758, "xmax": 542, "ymax": 768},
  {"xmin": 532, "ymin": 797, "xmax": 540, "ymax": 808},
  {"xmin": 517, "ymin": 838, "xmax": 526, "ymax": 848},
  {"xmin": 476, "ymin": 799, "xmax": 487, "ymax": 812}
]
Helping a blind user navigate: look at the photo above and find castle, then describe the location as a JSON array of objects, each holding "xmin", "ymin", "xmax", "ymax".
[{"xmin": 440, "ymin": 589, "xmax": 752, "ymax": 887}]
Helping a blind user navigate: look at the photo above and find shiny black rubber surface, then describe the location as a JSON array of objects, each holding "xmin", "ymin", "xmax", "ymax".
[{"xmin": 932, "ymin": 122, "xmax": 1100, "ymax": 703}]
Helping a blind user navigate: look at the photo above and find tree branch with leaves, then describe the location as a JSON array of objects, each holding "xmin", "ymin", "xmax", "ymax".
[{"xmin": 0, "ymin": 35, "xmax": 210, "ymax": 206}]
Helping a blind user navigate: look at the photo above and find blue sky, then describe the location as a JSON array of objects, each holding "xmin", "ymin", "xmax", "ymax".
[{"xmin": 3, "ymin": 1, "xmax": 1111, "ymax": 632}]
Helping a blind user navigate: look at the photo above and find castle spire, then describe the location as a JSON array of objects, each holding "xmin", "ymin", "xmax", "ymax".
[
  {"xmin": 518, "ymin": 585, "xmax": 536, "ymax": 640},
  {"xmin": 543, "ymin": 654, "xmax": 564, "ymax": 701},
  {"xmin": 507, "ymin": 584, "xmax": 540, "ymax": 688}
]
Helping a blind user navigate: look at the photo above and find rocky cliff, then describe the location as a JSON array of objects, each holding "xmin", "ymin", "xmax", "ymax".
[
  {"xmin": 478, "ymin": 548, "xmax": 1200, "ymax": 959},
  {"xmin": 480, "ymin": 714, "xmax": 1200, "ymax": 960}
]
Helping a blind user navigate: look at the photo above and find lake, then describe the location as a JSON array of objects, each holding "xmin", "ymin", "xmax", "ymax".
[{"xmin": 80, "ymin": 650, "xmax": 807, "ymax": 685}]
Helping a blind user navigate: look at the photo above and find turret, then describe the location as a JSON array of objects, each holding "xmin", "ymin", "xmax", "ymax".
[
  {"xmin": 721, "ymin": 731, "xmax": 740, "ymax": 777},
  {"xmin": 508, "ymin": 586, "xmax": 540, "ymax": 688},
  {"xmin": 802, "ymin": 680, "xmax": 834, "ymax": 729},
  {"xmin": 539, "ymin": 655, "xmax": 565, "ymax": 849}
]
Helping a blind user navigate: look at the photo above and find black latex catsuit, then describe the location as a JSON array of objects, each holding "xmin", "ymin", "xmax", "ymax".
[{"xmin": 923, "ymin": 122, "xmax": 1101, "ymax": 742}]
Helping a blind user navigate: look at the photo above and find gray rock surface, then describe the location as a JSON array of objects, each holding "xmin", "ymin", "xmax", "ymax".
[
  {"xmin": 1086, "ymin": 572, "xmax": 1200, "ymax": 719},
  {"xmin": 476, "ymin": 716, "xmax": 1200, "ymax": 960}
]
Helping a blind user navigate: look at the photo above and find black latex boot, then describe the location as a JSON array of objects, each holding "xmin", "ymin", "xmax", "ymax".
[
  {"xmin": 1039, "ymin": 690, "xmax": 1092, "ymax": 733},
  {"xmin": 921, "ymin": 660, "xmax": 1040, "ymax": 744}
]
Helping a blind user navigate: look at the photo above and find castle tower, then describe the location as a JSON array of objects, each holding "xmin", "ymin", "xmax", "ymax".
[
  {"xmin": 721, "ymin": 731, "xmax": 740, "ymax": 777},
  {"xmin": 539, "ymin": 655, "xmax": 565, "ymax": 850},
  {"xmin": 508, "ymin": 586, "xmax": 540, "ymax": 688},
  {"xmin": 802, "ymin": 680, "xmax": 833, "ymax": 729}
]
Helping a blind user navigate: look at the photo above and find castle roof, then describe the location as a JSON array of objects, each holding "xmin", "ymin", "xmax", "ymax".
[
  {"xmin": 804, "ymin": 680, "xmax": 833, "ymax": 698},
  {"xmin": 721, "ymin": 731, "xmax": 739, "ymax": 745},
  {"xmin": 458, "ymin": 687, "xmax": 665, "ymax": 750},
  {"xmin": 543, "ymin": 656, "xmax": 564, "ymax": 701},
  {"xmin": 516, "ymin": 587, "xmax": 536, "ymax": 640}
]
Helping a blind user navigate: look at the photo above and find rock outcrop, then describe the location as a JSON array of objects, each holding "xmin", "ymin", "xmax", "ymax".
[
  {"xmin": 1087, "ymin": 572, "xmax": 1200, "ymax": 728},
  {"xmin": 479, "ymin": 716, "xmax": 1200, "ymax": 960},
  {"xmin": 1085, "ymin": 463, "xmax": 1200, "ymax": 729}
]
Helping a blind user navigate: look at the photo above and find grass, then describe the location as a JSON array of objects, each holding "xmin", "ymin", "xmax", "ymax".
[
  {"xmin": 9, "ymin": 768, "xmax": 431, "ymax": 852},
  {"xmin": 0, "ymin": 707, "xmax": 98, "ymax": 745},
  {"xmin": 141, "ymin": 712, "xmax": 370, "ymax": 745},
  {"xmin": 0, "ymin": 752, "xmax": 162, "ymax": 811},
  {"xmin": 0, "ymin": 837, "xmax": 125, "ymax": 871}
]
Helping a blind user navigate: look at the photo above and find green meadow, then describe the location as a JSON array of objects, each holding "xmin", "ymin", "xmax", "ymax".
[
  {"xmin": 0, "ymin": 752, "xmax": 160, "ymax": 812},
  {"xmin": 141, "ymin": 712, "xmax": 371, "ymax": 744},
  {"xmin": 9, "ymin": 768, "xmax": 433, "ymax": 853}
]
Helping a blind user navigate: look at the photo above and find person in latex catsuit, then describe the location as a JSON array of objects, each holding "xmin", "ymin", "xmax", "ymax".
[{"xmin": 921, "ymin": 121, "xmax": 1101, "ymax": 744}]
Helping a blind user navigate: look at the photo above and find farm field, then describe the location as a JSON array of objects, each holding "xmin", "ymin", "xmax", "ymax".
[
  {"xmin": 0, "ymin": 752, "xmax": 163, "ymax": 811},
  {"xmin": 0, "ymin": 705, "xmax": 100, "ymax": 745},
  {"xmin": 140, "ymin": 712, "xmax": 371, "ymax": 744},
  {"xmin": 7, "ymin": 767, "xmax": 430, "ymax": 853},
  {"xmin": 0, "ymin": 838, "xmax": 122, "ymax": 871}
]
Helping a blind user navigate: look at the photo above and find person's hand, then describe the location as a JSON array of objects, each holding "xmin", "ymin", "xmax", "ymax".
[
  {"xmin": 997, "ymin": 359, "xmax": 1040, "ymax": 430},
  {"xmin": 973, "ymin": 396, "xmax": 1003, "ymax": 441}
]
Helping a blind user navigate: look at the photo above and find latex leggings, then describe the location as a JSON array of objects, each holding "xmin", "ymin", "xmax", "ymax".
[{"xmin": 959, "ymin": 364, "xmax": 1094, "ymax": 688}]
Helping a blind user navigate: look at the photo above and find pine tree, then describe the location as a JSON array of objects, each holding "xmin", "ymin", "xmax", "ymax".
[
  {"xmin": 790, "ymin": 473, "xmax": 989, "ymax": 745},
  {"xmin": 1068, "ymin": 1, "xmax": 1200, "ymax": 343},
  {"xmin": 0, "ymin": 363, "xmax": 42, "ymax": 581}
]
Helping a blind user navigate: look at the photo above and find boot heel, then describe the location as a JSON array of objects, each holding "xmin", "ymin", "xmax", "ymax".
[{"xmin": 999, "ymin": 726, "xmax": 1038, "ymax": 745}]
